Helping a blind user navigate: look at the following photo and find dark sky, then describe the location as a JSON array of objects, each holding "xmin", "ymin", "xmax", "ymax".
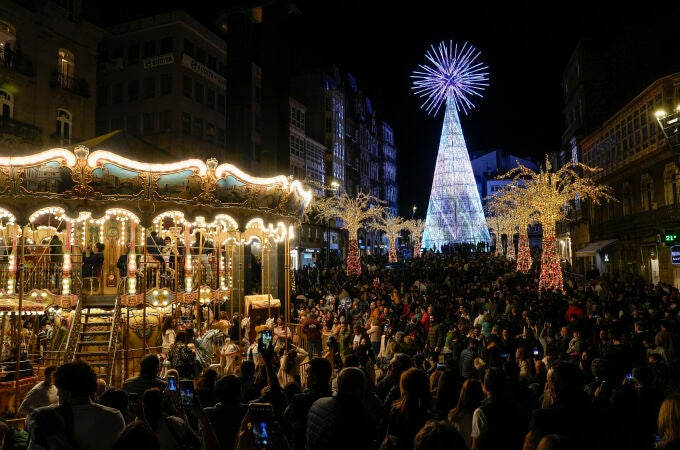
[{"xmin": 97, "ymin": 1, "xmax": 678, "ymax": 218}]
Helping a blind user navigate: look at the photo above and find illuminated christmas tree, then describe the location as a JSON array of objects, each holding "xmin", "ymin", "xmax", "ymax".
[
  {"xmin": 370, "ymin": 212, "xmax": 407, "ymax": 263},
  {"xmin": 412, "ymin": 41, "xmax": 491, "ymax": 250},
  {"xmin": 405, "ymin": 219, "xmax": 426, "ymax": 258},
  {"xmin": 501, "ymin": 156, "xmax": 616, "ymax": 292},
  {"xmin": 313, "ymin": 192, "xmax": 384, "ymax": 276}
]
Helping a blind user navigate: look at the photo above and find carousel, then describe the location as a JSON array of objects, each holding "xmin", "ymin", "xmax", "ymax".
[{"xmin": 0, "ymin": 145, "xmax": 312, "ymax": 414}]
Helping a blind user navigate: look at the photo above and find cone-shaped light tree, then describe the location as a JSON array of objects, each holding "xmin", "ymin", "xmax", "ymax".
[
  {"xmin": 370, "ymin": 212, "xmax": 407, "ymax": 263},
  {"xmin": 501, "ymin": 155, "xmax": 616, "ymax": 293},
  {"xmin": 313, "ymin": 192, "xmax": 384, "ymax": 276},
  {"xmin": 405, "ymin": 219, "xmax": 426, "ymax": 258},
  {"xmin": 412, "ymin": 41, "xmax": 491, "ymax": 250}
]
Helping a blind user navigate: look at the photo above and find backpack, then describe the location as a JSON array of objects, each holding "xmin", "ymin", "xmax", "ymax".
[{"xmin": 6, "ymin": 427, "xmax": 28, "ymax": 450}]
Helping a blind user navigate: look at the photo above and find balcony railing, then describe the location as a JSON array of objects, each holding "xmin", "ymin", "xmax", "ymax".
[
  {"xmin": 0, "ymin": 53, "xmax": 34, "ymax": 77},
  {"xmin": 49, "ymin": 72, "xmax": 90, "ymax": 98},
  {"xmin": 0, "ymin": 117, "xmax": 41, "ymax": 144}
]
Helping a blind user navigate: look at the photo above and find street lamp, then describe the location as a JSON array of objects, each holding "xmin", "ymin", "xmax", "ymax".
[
  {"xmin": 325, "ymin": 181, "xmax": 339, "ymax": 269},
  {"xmin": 411, "ymin": 204, "xmax": 417, "ymax": 219},
  {"xmin": 655, "ymin": 107, "xmax": 680, "ymax": 155}
]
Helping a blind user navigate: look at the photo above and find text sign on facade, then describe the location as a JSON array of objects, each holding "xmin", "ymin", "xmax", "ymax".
[
  {"xmin": 671, "ymin": 245, "xmax": 680, "ymax": 265},
  {"xmin": 143, "ymin": 54, "xmax": 174, "ymax": 69}
]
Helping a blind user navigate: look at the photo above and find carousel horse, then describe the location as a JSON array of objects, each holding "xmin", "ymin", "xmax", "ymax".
[{"xmin": 195, "ymin": 328, "xmax": 228, "ymax": 370}]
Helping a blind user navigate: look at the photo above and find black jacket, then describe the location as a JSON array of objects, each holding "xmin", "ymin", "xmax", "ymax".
[{"xmin": 306, "ymin": 395, "xmax": 376, "ymax": 450}]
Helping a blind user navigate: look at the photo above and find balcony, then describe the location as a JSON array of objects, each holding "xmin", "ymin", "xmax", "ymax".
[
  {"xmin": 50, "ymin": 72, "xmax": 90, "ymax": 98},
  {"xmin": 0, "ymin": 53, "xmax": 34, "ymax": 77},
  {"xmin": 0, "ymin": 117, "xmax": 41, "ymax": 145}
]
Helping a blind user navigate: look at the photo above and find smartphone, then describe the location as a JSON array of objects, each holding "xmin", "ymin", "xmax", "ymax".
[
  {"xmin": 625, "ymin": 372, "xmax": 633, "ymax": 382},
  {"xmin": 178, "ymin": 378, "xmax": 194, "ymax": 409},
  {"xmin": 260, "ymin": 329, "xmax": 273, "ymax": 350},
  {"xmin": 501, "ymin": 353, "xmax": 509, "ymax": 359},
  {"xmin": 249, "ymin": 403, "xmax": 275, "ymax": 449},
  {"xmin": 436, "ymin": 363, "xmax": 446, "ymax": 369},
  {"xmin": 167, "ymin": 376, "xmax": 177, "ymax": 392},
  {"xmin": 533, "ymin": 347, "xmax": 540, "ymax": 357}
]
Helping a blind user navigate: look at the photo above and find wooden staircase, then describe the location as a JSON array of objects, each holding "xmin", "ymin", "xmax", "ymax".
[{"xmin": 69, "ymin": 295, "xmax": 120, "ymax": 384}]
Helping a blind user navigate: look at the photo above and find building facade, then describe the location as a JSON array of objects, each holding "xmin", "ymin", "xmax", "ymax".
[
  {"xmin": 0, "ymin": 0, "xmax": 103, "ymax": 153},
  {"xmin": 96, "ymin": 11, "xmax": 227, "ymax": 162}
]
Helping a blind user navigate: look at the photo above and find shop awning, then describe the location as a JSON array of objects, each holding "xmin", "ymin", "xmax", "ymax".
[{"xmin": 575, "ymin": 239, "xmax": 617, "ymax": 257}]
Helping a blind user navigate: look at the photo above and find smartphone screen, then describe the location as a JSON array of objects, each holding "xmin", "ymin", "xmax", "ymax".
[
  {"xmin": 533, "ymin": 347, "xmax": 540, "ymax": 357},
  {"xmin": 167, "ymin": 376, "xmax": 177, "ymax": 391},
  {"xmin": 261, "ymin": 329, "xmax": 273, "ymax": 349},
  {"xmin": 249, "ymin": 403, "xmax": 274, "ymax": 448},
  {"xmin": 179, "ymin": 379, "xmax": 194, "ymax": 409}
]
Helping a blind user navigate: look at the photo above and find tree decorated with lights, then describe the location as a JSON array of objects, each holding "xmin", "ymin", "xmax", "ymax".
[
  {"xmin": 497, "ymin": 185, "xmax": 536, "ymax": 273},
  {"xmin": 501, "ymin": 156, "xmax": 616, "ymax": 292},
  {"xmin": 313, "ymin": 192, "xmax": 384, "ymax": 276},
  {"xmin": 370, "ymin": 212, "xmax": 407, "ymax": 263},
  {"xmin": 412, "ymin": 41, "xmax": 491, "ymax": 250},
  {"xmin": 405, "ymin": 219, "xmax": 426, "ymax": 258}
]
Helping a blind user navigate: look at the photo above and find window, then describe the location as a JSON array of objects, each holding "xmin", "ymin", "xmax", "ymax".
[
  {"xmin": 160, "ymin": 74, "xmax": 172, "ymax": 96},
  {"xmin": 195, "ymin": 48, "xmax": 206, "ymax": 65},
  {"xmin": 128, "ymin": 44, "xmax": 139, "ymax": 65},
  {"xmin": 143, "ymin": 77, "xmax": 155, "ymax": 99},
  {"xmin": 142, "ymin": 113, "xmax": 154, "ymax": 134},
  {"xmin": 143, "ymin": 40, "xmax": 156, "ymax": 58},
  {"xmin": 182, "ymin": 112, "xmax": 191, "ymax": 134},
  {"xmin": 205, "ymin": 122, "xmax": 216, "ymax": 142},
  {"xmin": 160, "ymin": 37, "xmax": 173, "ymax": 54},
  {"xmin": 206, "ymin": 89, "xmax": 215, "ymax": 109},
  {"xmin": 195, "ymin": 83, "xmax": 204, "ymax": 104},
  {"xmin": 193, "ymin": 117, "xmax": 203, "ymax": 137},
  {"xmin": 160, "ymin": 110, "xmax": 171, "ymax": 131},
  {"xmin": 0, "ymin": 21, "xmax": 17, "ymax": 66},
  {"xmin": 112, "ymin": 83, "xmax": 123, "ymax": 104},
  {"xmin": 217, "ymin": 94, "xmax": 225, "ymax": 114},
  {"xmin": 127, "ymin": 115, "xmax": 139, "ymax": 135},
  {"xmin": 183, "ymin": 76, "xmax": 192, "ymax": 98},
  {"xmin": 127, "ymin": 80, "xmax": 139, "ymax": 101},
  {"xmin": 206, "ymin": 55, "xmax": 216, "ymax": 71},
  {"xmin": 57, "ymin": 48, "xmax": 75, "ymax": 88},
  {"xmin": 0, "ymin": 89, "xmax": 13, "ymax": 120},
  {"xmin": 664, "ymin": 163, "xmax": 680, "ymax": 206},
  {"xmin": 183, "ymin": 39, "xmax": 194, "ymax": 57},
  {"xmin": 55, "ymin": 108, "xmax": 72, "ymax": 144}
]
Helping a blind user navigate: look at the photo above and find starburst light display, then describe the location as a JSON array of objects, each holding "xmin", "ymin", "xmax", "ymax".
[{"xmin": 412, "ymin": 41, "xmax": 491, "ymax": 250}]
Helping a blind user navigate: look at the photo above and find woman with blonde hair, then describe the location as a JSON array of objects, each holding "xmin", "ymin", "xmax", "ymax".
[
  {"xmin": 658, "ymin": 392, "xmax": 680, "ymax": 448},
  {"xmin": 448, "ymin": 378, "xmax": 484, "ymax": 449}
]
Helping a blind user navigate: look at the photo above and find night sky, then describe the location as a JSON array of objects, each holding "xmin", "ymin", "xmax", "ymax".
[{"xmin": 96, "ymin": 1, "xmax": 679, "ymax": 218}]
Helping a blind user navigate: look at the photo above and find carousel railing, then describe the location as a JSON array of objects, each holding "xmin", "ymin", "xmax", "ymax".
[
  {"xmin": 63, "ymin": 288, "xmax": 84, "ymax": 363},
  {"xmin": 107, "ymin": 288, "xmax": 122, "ymax": 387}
]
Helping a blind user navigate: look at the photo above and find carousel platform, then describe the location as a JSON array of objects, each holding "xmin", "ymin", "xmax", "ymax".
[{"xmin": 82, "ymin": 295, "xmax": 117, "ymax": 308}]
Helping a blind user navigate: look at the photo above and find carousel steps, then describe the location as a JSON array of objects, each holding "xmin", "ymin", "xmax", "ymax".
[
  {"xmin": 80, "ymin": 331, "xmax": 110, "ymax": 336},
  {"xmin": 83, "ymin": 295, "xmax": 117, "ymax": 307},
  {"xmin": 75, "ymin": 351, "xmax": 110, "ymax": 357},
  {"xmin": 82, "ymin": 311, "xmax": 114, "ymax": 318}
]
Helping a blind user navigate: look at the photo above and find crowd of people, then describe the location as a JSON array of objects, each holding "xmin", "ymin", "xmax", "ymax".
[{"xmin": 5, "ymin": 245, "xmax": 680, "ymax": 450}]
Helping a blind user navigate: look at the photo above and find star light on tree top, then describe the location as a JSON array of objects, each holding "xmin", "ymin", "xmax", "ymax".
[{"xmin": 411, "ymin": 40, "xmax": 489, "ymax": 116}]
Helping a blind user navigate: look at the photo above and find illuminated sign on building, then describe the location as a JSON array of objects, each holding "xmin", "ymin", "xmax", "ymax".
[{"xmin": 181, "ymin": 55, "xmax": 226, "ymax": 89}]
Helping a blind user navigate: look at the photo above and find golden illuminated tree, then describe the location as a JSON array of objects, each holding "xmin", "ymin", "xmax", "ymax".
[
  {"xmin": 486, "ymin": 184, "xmax": 538, "ymax": 273},
  {"xmin": 370, "ymin": 212, "xmax": 407, "ymax": 263},
  {"xmin": 313, "ymin": 192, "xmax": 385, "ymax": 275},
  {"xmin": 501, "ymin": 155, "xmax": 616, "ymax": 293},
  {"xmin": 484, "ymin": 208, "xmax": 516, "ymax": 259},
  {"xmin": 405, "ymin": 219, "xmax": 426, "ymax": 258}
]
